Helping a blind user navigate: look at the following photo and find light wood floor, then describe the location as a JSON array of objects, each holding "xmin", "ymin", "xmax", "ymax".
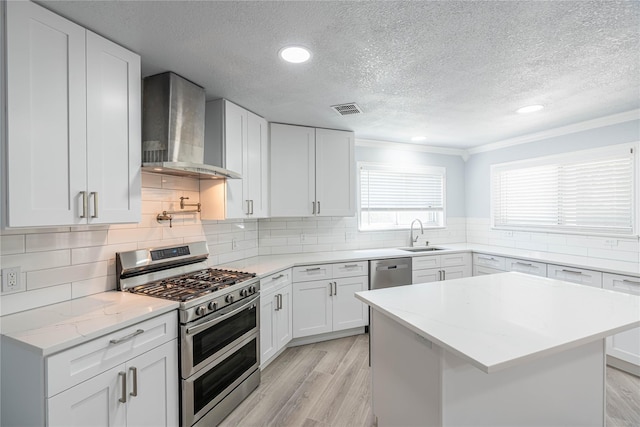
[{"xmin": 220, "ymin": 334, "xmax": 640, "ymax": 427}]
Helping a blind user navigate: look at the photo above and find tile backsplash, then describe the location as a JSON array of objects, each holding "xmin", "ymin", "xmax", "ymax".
[
  {"xmin": 466, "ymin": 217, "xmax": 640, "ymax": 273},
  {"xmin": 2, "ymin": 172, "xmax": 637, "ymax": 316}
]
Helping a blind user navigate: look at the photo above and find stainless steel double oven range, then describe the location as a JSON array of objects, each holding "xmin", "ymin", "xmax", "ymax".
[{"xmin": 116, "ymin": 241, "xmax": 260, "ymax": 427}]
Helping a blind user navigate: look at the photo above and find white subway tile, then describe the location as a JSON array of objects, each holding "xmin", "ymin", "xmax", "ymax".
[
  {"xmin": 142, "ymin": 172, "xmax": 163, "ymax": 188},
  {"xmin": 1, "ymin": 250, "xmax": 70, "ymax": 272},
  {"xmin": 139, "ymin": 238, "xmax": 185, "ymax": 249},
  {"xmin": 161, "ymin": 175, "xmax": 199, "ymax": 191},
  {"xmin": 0, "ymin": 235, "xmax": 25, "ymax": 255},
  {"xmin": 72, "ymin": 243, "xmax": 138, "ymax": 264},
  {"xmin": 271, "ymin": 245, "xmax": 303, "ymax": 255},
  {"xmin": 162, "ymin": 225, "xmax": 206, "ymax": 239},
  {"xmin": 108, "ymin": 227, "xmax": 163, "ymax": 244},
  {"xmin": 587, "ymin": 248, "xmax": 639, "ymax": 262},
  {"xmin": 302, "ymin": 244, "xmax": 333, "ymax": 253},
  {"xmin": 72, "ymin": 275, "xmax": 116, "ymax": 299},
  {"xmin": 1, "ymin": 284, "xmax": 72, "ymax": 316},
  {"xmin": 26, "ymin": 230, "xmax": 108, "ymax": 252},
  {"xmin": 27, "ymin": 261, "xmax": 110, "ymax": 290},
  {"xmin": 547, "ymin": 244, "xmax": 588, "ymax": 256}
]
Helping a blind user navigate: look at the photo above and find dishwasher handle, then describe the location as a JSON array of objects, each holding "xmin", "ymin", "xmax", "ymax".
[{"xmin": 376, "ymin": 263, "xmax": 410, "ymax": 271}]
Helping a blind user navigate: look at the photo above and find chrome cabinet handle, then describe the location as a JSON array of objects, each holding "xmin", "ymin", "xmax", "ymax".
[
  {"xmin": 622, "ymin": 279, "xmax": 640, "ymax": 286},
  {"xmin": 306, "ymin": 267, "xmax": 321, "ymax": 272},
  {"xmin": 333, "ymin": 281, "xmax": 337, "ymax": 296},
  {"xmin": 246, "ymin": 200, "xmax": 250, "ymax": 215},
  {"xmin": 514, "ymin": 262, "xmax": 533, "ymax": 267},
  {"xmin": 110, "ymin": 329, "xmax": 144, "ymax": 345},
  {"xmin": 272, "ymin": 274, "xmax": 284, "ymax": 280},
  {"xmin": 250, "ymin": 200, "xmax": 254, "ymax": 215},
  {"xmin": 90, "ymin": 192, "xmax": 98, "ymax": 218},
  {"xmin": 562, "ymin": 269, "xmax": 583, "ymax": 275},
  {"xmin": 118, "ymin": 371, "xmax": 127, "ymax": 403},
  {"xmin": 344, "ymin": 264, "xmax": 359, "ymax": 268},
  {"xmin": 80, "ymin": 191, "xmax": 88, "ymax": 218},
  {"xmin": 442, "ymin": 270, "xmax": 446, "ymax": 280},
  {"xmin": 317, "ymin": 201, "xmax": 321, "ymax": 214},
  {"xmin": 329, "ymin": 282, "xmax": 333, "ymax": 296},
  {"xmin": 478, "ymin": 256, "xmax": 495, "ymax": 261},
  {"xmin": 129, "ymin": 367, "xmax": 138, "ymax": 397},
  {"xmin": 278, "ymin": 294, "xmax": 283, "ymax": 310},
  {"xmin": 312, "ymin": 201, "xmax": 316, "ymax": 215}
]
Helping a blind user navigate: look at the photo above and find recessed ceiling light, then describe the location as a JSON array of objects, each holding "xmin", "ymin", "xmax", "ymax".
[
  {"xmin": 279, "ymin": 46, "xmax": 311, "ymax": 64},
  {"xmin": 411, "ymin": 136, "xmax": 427, "ymax": 142},
  {"xmin": 516, "ymin": 104, "xmax": 544, "ymax": 114}
]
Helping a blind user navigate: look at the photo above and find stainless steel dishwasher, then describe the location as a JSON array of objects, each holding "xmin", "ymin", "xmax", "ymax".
[{"xmin": 369, "ymin": 257, "xmax": 412, "ymax": 289}]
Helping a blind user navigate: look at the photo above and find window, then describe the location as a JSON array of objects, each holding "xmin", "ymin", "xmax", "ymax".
[
  {"xmin": 491, "ymin": 144, "xmax": 636, "ymax": 236},
  {"xmin": 358, "ymin": 163, "xmax": 446, "ymax": 231}
]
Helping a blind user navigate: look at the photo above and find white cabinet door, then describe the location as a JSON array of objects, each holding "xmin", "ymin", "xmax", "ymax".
[
  {"xmin": 315, "ymin": 128, "xmax": 355, "ymax": 217},
  {"xmin": 270, "ymin": 123, "xmax": 315, "ymax": 217},
  {"xmin": 260, "ymin": 290, "xmax": 277, "ymax": 366},
  {"xmin": 246, "ymin": 112, "xmax": 269, "ymax": 217},
  {"xmin": 292, "ymin": 279, "xmax": 332, "ymax": 338},
  {"xmin": 412, "ymin": 268, "xmax": 440, "ymax": 284},
  {"xmin": 442, "ymin": 265, "xmax": 470, "ymax": 281},
  {"xmin": 126, "ymin": 340, "xmax": 179, "ymax": 427},
  {"xmin": 275, "ymin": 283, "xmax": 293, "ymax": 350},
  {"xmin": 224, "ymin": 101, "xmax": 247, "ymax": 219},
  {"xmin": 333, "ymin": 276, "xmax": 368, "ymax": 331},
  {"xmin": 86, "ymin": 31, "xmax": 141, "ymax": 224},
  {"xmin": 604, "ymin": 274, "xmax": 640, "ymax": 368},
  {"xmin": 6, "ymin": 1, "xmax": 87, "ymax": 227},
  {"xmin": 48, "ymin": 364, "xmax": 126, "ymax": 427}
]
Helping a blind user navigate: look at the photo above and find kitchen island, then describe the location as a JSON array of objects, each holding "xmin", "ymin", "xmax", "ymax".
[{"xmin": 355, "ymin": 272, "xmax": 640, "ymax": 426}]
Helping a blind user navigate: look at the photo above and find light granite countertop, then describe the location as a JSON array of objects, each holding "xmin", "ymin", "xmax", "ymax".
[
  {"xmin": 0, "ymin": 292, "xmax": 179, "ymax": 356},
  {"xmin": 356, "ymin": 271, "xmax": 640, "ymax": 373}
]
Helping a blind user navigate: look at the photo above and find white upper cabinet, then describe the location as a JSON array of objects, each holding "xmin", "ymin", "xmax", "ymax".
[
  {"xmin": 201, "ymin": 99, "xmax": 268, "ymax": 219},
  {"xmin": 5, "ymin": 1, "xmax": 141, "ymax": 227},
  {"xmin": 270, "ymin": 123, "xmax": 355, "ymax": 217}
]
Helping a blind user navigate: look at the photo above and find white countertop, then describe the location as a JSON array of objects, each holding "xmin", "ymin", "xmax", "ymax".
[
  {"xmin": 356, "ymin": 272, "xmax": 640, "ymax": 373},
  {"xmin": 222, "ymin": 243, "xmax": 639, "ymax": 278},
  {"xmin": 0, "ymin": 292, "xmax": 178, "ymax": 356}
]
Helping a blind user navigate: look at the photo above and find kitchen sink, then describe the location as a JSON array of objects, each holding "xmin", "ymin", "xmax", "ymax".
[{"xmin": 398, "ymin": 247, "xmax": 446, "ymax": 252}]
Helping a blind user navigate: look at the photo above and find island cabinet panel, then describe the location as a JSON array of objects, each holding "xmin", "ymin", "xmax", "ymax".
[
  {"xmin": 292, "ymin": 262, "xmax": 368, "ymax": 339},
  {"xmin": 604, "ymin": 273, "xmax": 640, "ymax": 373},
  {"xmin": 547, "ymin": 264, "xmax": 603, "ymax": 288},
  {"xmin": 5, "ymin": 1, "xmax": 141, "ymax": 227},
  {"xmin": 260, "ymin": 269, "xmax": 293, "ymax": 368},
  {"xmin": 370, "ymin": 310, "xmax": 606, "ymax": 427}
]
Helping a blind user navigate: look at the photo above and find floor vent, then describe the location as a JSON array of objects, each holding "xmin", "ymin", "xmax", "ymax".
[{"xmin": 331, "ymin": 103, "xmax": 363, "ymax": 116}]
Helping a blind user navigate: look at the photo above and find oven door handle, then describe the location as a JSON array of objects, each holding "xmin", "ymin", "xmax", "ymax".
[{"xmin": 186, "ymin": 295, "xmax": 259, "ymax": 336}]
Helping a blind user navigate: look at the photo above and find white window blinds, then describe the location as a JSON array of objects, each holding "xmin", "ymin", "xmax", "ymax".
[
  {"xmin": 359, "ymin": 163, "xmax": 445, "ymax": 230},
  {"xmin": 491, "ymin": 144, "xmax": 636, "ymax": 235}
]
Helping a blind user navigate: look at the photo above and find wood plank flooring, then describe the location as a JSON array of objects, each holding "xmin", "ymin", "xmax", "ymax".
[{"xmin": 220, "ymin": 334, "xmax": 640, "ymax": 427}]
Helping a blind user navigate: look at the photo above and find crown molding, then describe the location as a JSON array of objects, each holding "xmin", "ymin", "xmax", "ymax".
[
  {"xmin": 467, "ymin": 109, "xmax": 640, "ymax": 156},
  {"xmin": 356, "ymin": 138, "xmax": 468, "ymax": 160}
]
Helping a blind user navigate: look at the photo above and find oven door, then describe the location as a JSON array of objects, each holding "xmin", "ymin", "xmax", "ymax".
[
  {"xmin": 182, "ymin": 333, "xmax": 259, "ymax": 427},
  {"xmin": 181, "ymin": 294, "xmax": 259, "ymax": 378}
]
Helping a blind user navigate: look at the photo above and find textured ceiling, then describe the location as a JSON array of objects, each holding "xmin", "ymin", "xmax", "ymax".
[{"xmin": 38, "ymin": 0, "xmax": 640, "ymax": 148}]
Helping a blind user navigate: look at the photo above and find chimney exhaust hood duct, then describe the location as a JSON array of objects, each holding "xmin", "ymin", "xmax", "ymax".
[{"xmin": 141, "ymin": 72, "xmax": 241, "ymax": 179}]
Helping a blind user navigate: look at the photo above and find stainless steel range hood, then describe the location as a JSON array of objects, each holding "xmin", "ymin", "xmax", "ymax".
[{"xmin": 141, "ymin": 72, "xmax": 241, "ymax": 179}]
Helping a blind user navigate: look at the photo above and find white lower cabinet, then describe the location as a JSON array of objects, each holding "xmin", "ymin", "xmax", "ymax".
[
  {"xmin": 292, "ymin": 262, "xmax": 368, "ymax": 339},
  {"xmin": 1, "ymin": 311, "xmax": 178, "ymax": 427},
  {"xmin": 48, "ymin": 339, "xmax": 178, "ymax": 427},
  {"xmin": 412, "ymin": 253, "xmax": 471, "ymax": 284},
  {"xmin": 505, "ymin": 257, "xmax": 547, "ymax": 277},
  {"xmin": 260, "ymin": 270, "xmax": 293, "ymax": 368},
  {"xmin": 547, "ymin": 264, "xmax": 603, "ymax": 288},
  {"xmin": 603, "ymin": 273, "xmax": 640, "ymax": 372}
]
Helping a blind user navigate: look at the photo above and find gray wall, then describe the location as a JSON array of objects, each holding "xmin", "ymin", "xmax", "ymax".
[{"xmin": 465, "ymin": 120, "xmax": 640, "ymax": 218}]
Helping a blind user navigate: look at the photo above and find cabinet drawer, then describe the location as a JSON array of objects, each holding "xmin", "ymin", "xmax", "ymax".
[
  {"xmin": 261, "ymin": 268, "xmax": 292, "ymax": 293},
  {"xmin": 413, "ymin": 255, "xmax": 440, "ymax": 270},
  {"xmin": 293, "ymin": 264, "xmax": 332, "ymax": 282},
  {"xmin": 505, "ymin": 258, "xmax": 547, "ymax": 277},
  {"xmin": 441, "ymin": 253, "xmax": 470, "ymax": 268},
  {"xmin": 603, "ymin": 273, "xmax": 640, "ymax": 295},
  {"xmin": 412, "ymin": 268, "xmax": 440, "ymax": 284},
  {"xmin": 46, "ymin": 311, "xmax": 177, "ymax": 397},
  {"xmin": 473, "ymin": 253, "xmax": 506, "ymax": 270},
  {"xmin": 473, "ymin": 265, "xmax": 505, "ymax": 276},
  {"xmin": 332, "ymin": 261, "xmax": 367, "ymax": 278},
  {"xmin": 547, "ymin": 264, "xmax": 602, "ymax": 288}
]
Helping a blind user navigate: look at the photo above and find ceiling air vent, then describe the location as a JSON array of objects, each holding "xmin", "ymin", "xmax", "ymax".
[{"xmin": 331, "ymin": 102, "xmax": 363, "ymax": 116}]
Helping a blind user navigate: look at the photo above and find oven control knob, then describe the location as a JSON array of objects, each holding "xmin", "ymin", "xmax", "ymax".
[
  {"xmin": 208, "ymin": 301, "xmax": 218, "ymax": 311},
  {"xmin": 249, "ymin": 286, "xmax": 257, "ymax": 294},
  {"xmin": 240, "ymin": 289, "xmax": 247, "ymax": 297},
  {"xmin": 195, "ymin": 306, "xmax": 207, "ymax": 316},
  {"xmin": 226, "ymin": 295, "xmax": 234, "ymax": 304}
]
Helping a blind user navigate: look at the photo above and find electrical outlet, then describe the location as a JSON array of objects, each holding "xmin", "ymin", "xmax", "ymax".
[{"xmin": 2, "ymin": 266, "xmax": 22, "ymax": 293}]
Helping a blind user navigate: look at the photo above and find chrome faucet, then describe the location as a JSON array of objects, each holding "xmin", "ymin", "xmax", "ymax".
[{"xmin": 410, "ymin": 219, "xmax": 424, "ymax": 247}]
